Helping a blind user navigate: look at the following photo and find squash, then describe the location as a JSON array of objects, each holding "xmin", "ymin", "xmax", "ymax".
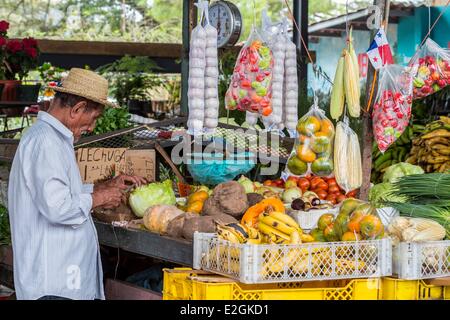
[
  {"xmin": 241, "ymin": 198, "xmax": 285, "ymax": 227},
  {"xmin": 143, "ymin": 205, "xmax": 184, "ymax": 235}
]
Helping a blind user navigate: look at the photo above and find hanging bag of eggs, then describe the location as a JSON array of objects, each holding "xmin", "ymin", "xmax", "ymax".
[{"xmin": 225, "ymin": 26, "xmax": 274, "ymax": 117}]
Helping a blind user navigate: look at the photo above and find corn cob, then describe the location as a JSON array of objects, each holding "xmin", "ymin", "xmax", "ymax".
[
  {"xmin": 330, "ymin": 54, "xmax": 345, "ymax": 120},
  {"xmin": 343, "ymin": 49, "xmax": 361, "ymax": 118},
  {"xmin": 348, "ymin": 27, "xmax": 360, "ymax": 84}
]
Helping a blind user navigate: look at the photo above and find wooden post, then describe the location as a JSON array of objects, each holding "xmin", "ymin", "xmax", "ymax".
[
  {"xmin": 293, "ymin": 0, "xmax": 309, "ymax": 115},
  {"xmin": 360, "ymin": 0, "xmax": 391, "ymax": 200},
  {"xmin": 181, "ymin": 0, "xmax": 197, "ymax": 117}
]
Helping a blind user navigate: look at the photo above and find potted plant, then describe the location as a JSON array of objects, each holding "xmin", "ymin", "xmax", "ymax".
[
  {"xmin": 0, "ymin": 20, "xmax": 40, "ymax": 116},
  {"xmin": 97, "ymin": 55, "xmax": 162, "ymax": 116}
]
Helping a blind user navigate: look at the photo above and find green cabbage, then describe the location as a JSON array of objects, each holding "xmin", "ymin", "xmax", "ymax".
[
  {"xmin": 383, "ymin": 163, "xmax": 424, "ymax": 184},
  {"xmin": 128, "ymin": 180, "xmax": 176, "ymax": 217},
  {"xmin": 369, "ymin": 183, "xmax": 408, "ymax": 208}
]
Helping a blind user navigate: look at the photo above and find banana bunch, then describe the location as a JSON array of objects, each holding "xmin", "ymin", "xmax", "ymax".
[
  {"xmin": 371, "ymin": 125, "xmax": 423, "ymax": 183},
  {"xmin": 406, "ymin": 116, "xmax": 450, "ymax": 173},
  {"xmin": 257, "ymin": 211, "xmax": 313, "ymax": 245},
  {"xmin": 217, "ymin": 223, "xmax": 263, "ymax": 245}
]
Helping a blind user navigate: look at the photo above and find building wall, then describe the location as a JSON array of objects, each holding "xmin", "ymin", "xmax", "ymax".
[{"xmin": 309, "ymin": 6, "xmax": 450, "ymax": 93}]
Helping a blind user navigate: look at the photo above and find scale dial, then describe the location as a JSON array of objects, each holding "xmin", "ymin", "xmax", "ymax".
[{"xmin": 208, "ymin": 1, "xmax": 242, "ymax": 48}]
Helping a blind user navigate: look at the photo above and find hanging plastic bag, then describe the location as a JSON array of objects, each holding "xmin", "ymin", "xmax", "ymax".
[
  {"xmin": 408, "ymin": 38, "xmax": 450, "ymax": 99},
  {"xmin": 284, "ymin": 99, "xmax": 335, "ymax": 178},
  {"xmin": 225, "ymin": 27, "xmax": 274, "ymax": 116},
  {"xmin": 187, "ymin": 2, "xmax": 207, "ymax": 135},
  {"xmin": 373, "ymin": 64, "xmax": 413, "ymax": 153},
  {"xmin": 282, "ymin": 18, "xmax": 298, "ymax": 137},
  {"xmin": 260, "ymin": 10, "xmax": 284, "ymax": 131},
  {"xmin": 334, "ymin": 117, "xmax": 362, "ymax": 193},
  {"xmin": 202, "ymin": 2, "xmax": 219, "ymax": 134}
]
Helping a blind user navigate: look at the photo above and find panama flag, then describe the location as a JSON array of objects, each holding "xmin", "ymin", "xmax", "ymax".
[{"xmin": 366, "ymin": 28, "xmax": 394, "ymax": 70}]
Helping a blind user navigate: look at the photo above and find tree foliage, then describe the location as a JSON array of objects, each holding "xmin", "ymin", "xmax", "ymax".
[{"xmin": 0, "ymin": 0, "xmax": 348, "ymax": 43}]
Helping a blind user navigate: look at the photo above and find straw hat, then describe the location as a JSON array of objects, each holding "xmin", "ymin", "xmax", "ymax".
[{"xmin": 51, "ymin": 68, "xmax": 117, "ymax": 108}]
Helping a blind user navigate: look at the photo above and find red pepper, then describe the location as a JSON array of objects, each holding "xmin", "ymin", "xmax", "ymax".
[{"xmin": 241, "ymin": 80, "xmax": 252, "ymax": 89}]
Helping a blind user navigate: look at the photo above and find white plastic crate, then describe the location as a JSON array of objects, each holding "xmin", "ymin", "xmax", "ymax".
[
  {"xmin": 393, "ymin": 241, "xmax": 450, "ymax": 280},
  {"xmin": 287, "ymin": 207, "xmax": 339, "ymax": 231},
  {"xmin": 193, "ymin": 233, "xmax": 392, "ymax": 284}
]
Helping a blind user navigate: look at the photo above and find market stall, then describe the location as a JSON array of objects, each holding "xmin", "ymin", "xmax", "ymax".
[{"xmin": 1, "ymin": 0, "xmax": 450, "ymax": 301}]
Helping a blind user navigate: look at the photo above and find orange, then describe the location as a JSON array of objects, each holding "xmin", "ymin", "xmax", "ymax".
[
  {"xmin": 296, "ymin": 145, "xmax": 317, "ymax": 163},
  {"xmin": 341, "ymin": 231, "xmax": 362, "ymax": 242},
  {"xmin": 323, "ymin": 223, "xmax": 339, "ymax": 242},
  {"xmin": 360, "ymin": 215, "xmax": 384, "ymax": 239},
  {"xmin": 186, "ymin": 200, "xmax": 204, "ymax": 214},
  {"xmin": 347, "ymin": 219, "xmax": 361, "ymax": 233},
  {"xmin": 298, "ymin": 135, "xmax": 310, "ymax": 145},
  {"xmin": 321, "ymin": 118, "xmax": 335, "ymax": 137},
  {"xmin": 188, "ymin": 191, "xmax": 209, "ymax": 203},
  {"xmin": 297, "ymin": 116, "xmax": 321, "ymax": 136},
  {"xmin": 318, "ymin": 213, "xmax": 335, "ymax": 231}
]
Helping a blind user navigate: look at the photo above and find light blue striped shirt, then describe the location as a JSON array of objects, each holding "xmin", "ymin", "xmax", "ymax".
[{"xmin": 8, "ymin": 111, "xmax": 104, "ymax": 300}]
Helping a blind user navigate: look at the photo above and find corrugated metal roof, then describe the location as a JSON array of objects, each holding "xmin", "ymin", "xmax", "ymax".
[{"xmin": 309, "ymin": 0, "xmax": 433, "ymax": 25}]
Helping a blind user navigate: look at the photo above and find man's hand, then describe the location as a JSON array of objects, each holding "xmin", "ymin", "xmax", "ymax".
[
  {"xmin": 94, "ymin": 174, "xmax": 148, "ymax": 193},
  {"xmin": 92, "ymin": 187, "xmax": 123, "ymax": 209}
]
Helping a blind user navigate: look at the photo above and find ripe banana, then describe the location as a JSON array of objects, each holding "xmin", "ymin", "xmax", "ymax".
[
  {"xmin": 258, "ymin": 222, "xmax": 291, "ymax": 242},
  {"xmin": 259, "ymin": 215, "xmax": 298, "ymax": 236},
  {"xmin": 217, "ymin": 223, "xmax": 248, "ymax": 244},
  {"xmin": 267, "ymin": 211, "xmax": 302, "ymax": 233}
]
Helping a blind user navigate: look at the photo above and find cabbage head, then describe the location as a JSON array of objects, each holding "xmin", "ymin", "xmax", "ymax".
[
  {"xmin": 129, "ymin": 180, "xmax": 176, "ymax": 217},
  {"xmin": 383, "ymin": 163, "xmax": 424, "ymax": 184}
]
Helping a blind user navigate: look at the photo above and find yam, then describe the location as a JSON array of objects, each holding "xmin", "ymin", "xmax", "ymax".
[{"xmin": 202, "ymin": 181, "xmax": 249, "ymax": 218}]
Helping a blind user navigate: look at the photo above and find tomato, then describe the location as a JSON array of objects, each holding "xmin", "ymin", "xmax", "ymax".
[
  {"xmin": 317, "ymin": 182, "xmax": 329, "ymax": 191},
  {"xmin": 327, "ymin": 178, "xmax": 337, "ymax": 185},
  {"xmin": 326, "ymin": 194, "xmax": 337, "ymax": 204},
  {"xmin": 287, "ymin": 176, "xmax": 299, "ymax": 183},
  {"xmin": 297, "ymin": 178, "xmax": 310, "ymax": 191},
  {"xmin": 316, "ymin": 190, "xmax": 328, "ymax": 200},
  {"xmin": 310, "ymin": 177, "xmax": 323, "ymax": 190},
  {"xmin": 263, "ymin": 180, "xmax": 273, "ymax": 186},
  {"xmin": 336, "ymin": 194, "xmax": 347, "ymax": 203},
  {"xmin": 347, "ymin": 190, "xmax": 358, "ymax": 198},
  {"xmin": 328, "ymin": 185, "xmax": 340, "ymax": 194},
  {"xmin": 273, "ymin": 179, "xmax": 285, "ymax": 187}
]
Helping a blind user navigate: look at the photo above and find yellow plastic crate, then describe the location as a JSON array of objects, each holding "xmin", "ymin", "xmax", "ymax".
[
  {"xmin": 381, "ymin": 277, "xmax": 450, "ymax": 300},
  {"xmin": 163, "ymin": 268, "xmax": 380, "ymax": 300}
]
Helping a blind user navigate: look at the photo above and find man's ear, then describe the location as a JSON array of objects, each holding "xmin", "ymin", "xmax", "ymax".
[{"xmin": 70, "ymin": 101, "xmax": 87, "ymax": 118}]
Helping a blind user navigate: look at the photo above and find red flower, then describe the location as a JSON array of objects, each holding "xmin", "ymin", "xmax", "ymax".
[
  {"xmin": 0, "ymin": 20, "xmax": 9, "ymax": 33},
  {"xmin": 22, "ymin": 37, "xmax": 38, "ymax": 48},
  {"xmin": 25, "ymin": 47, "xmax": 37, "ymax": 59},
  {"xmin": 6, "ymin": 39, "xmax": 23, "ymax": 53},
  {"xmin": 0, "ymin": 37, "xmax": 6, "ymax": 47}
]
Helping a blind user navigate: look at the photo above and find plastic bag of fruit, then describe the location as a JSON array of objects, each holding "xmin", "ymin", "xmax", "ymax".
[
  {"xmin": 316, "ymin": 199, "xmax": 385, "ymax": 242},
  {"xmin": 225, "ymin": 26, "xmax": 274, "ymax": 116},
  {"xmin": 408, "ymin": 38, "xmax": 450, "ymax": 99},
  {"xmin": 285, "ymin": 99, "xmax": 335, "ymax": 178},
  {"xmin": 373, "ymin": 64, "xmax": 413, "ymax": 153}
]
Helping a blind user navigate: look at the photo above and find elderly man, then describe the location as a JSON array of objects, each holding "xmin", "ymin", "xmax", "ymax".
[{"xmin": 8, "ymin": 68, "xmax": 146, "ymax": 300}]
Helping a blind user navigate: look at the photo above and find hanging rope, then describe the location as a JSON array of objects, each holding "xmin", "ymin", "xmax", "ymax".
[
  {"xmin": 283, "ymin": 0, "xmax": 333, "ymax": 86},
  {"xmin": 420, "ymin": 0, "xmax": 450, "ymax": 47}
]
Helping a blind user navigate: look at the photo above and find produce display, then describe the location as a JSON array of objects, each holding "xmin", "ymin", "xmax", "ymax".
[
  {"xmin": 225, "ymin": 28, "xmax": 274, "ymax": 116},
  {"xmin": 372, "ymin": 65, "xmax": 413, "ymax": 152},
  {"xmin": 285, "ymin": 104, "xmax": 335, "ymax": 178},
  {"xmin": 407, "ymin": 116, "xmax": 450, "ymax": 173},
  {"xmin": 330, "ymin": 28, "xmax": 361, "ymax": 119},
  {"xmin": 409, "ymin": 38, "xmax": 450, "ymax": 99},
  {"xmin": 334, "ymin": 117, "xmax": 362, "ymax": 192},
  {"xmin": 378, "ymin": 173, "xmax": 450, "ymax": 239}
]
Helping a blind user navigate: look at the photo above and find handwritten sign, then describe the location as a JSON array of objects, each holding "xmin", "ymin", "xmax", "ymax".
[
  {"xmin": 76, "ymin": 148, "xmax": 155, "ymax": 183},
  {"xmin": 124, "ymin": 149, "xmax": 156, "ymax": 182}
]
